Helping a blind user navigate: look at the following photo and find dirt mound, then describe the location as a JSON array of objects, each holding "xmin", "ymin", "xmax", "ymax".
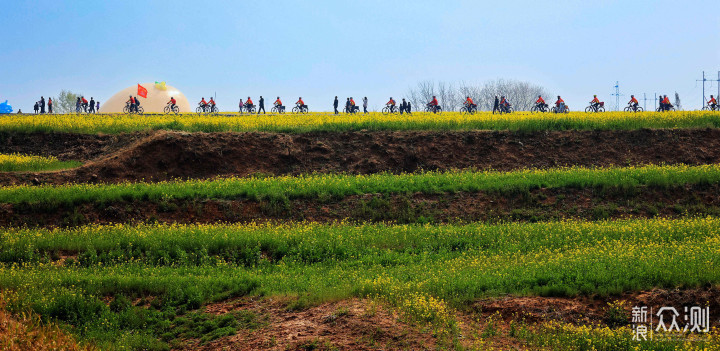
[
  {"xmin": 3, "ymin": 128, "xmax": 720, "ymax": 185},
  {"xmin": 185, "ymin": 298, "xmax": 436, "ymax": 351},
  {"xmin": 0, "ymin": 131, "xmax": 146, "ymax": 161}
]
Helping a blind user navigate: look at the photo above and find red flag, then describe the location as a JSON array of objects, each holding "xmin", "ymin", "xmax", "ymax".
[{"xmin": 137, "ymin": 84, "xmax": 148, "ymax": 98}]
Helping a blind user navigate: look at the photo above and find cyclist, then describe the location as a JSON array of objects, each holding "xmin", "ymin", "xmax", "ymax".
[
  {"xmin": 81, "ymin": 96, "xmax": 89, "ymax": 112},
  {"xmin": 386, "ymin": 97, "xmax": 396, "ymax": 112},
  {"xmin": 428, "ymin": 96, "xmax": 439, "ymax": 113},
  {"xmin": 536, "ymin": 95, "xmax": 547, "ymax": 110},
  {"xmin": 296, "ymin": 97, "xmax": 307, "ymax": 111},
  {"xmin": 662, "ymin": 95, "xmax": 672, "ymax": 111},
  {"xmin": 628, "ymin": 95, "xmax": 639, "ymax": 111},
  {"xmin": 274, "ymin": 97, "xmax": 284, "ymax": 113},
  {"xmin": 126, "ymin": 95, "xmax": 136, "ymax": 113},
  {"xmin": 708, "ymin": 95, "xmax": 717, "ymax": 110},
  {"xmin": 168, "ymin": 96, "xmax": 177, "ymax": 111},
  {"xmin": 350, "ymin": 97, "xmax": 358, "ymax": 113},
  {"xmin": 464, "ymin": 96, "xmax": 476, "ymax": 112},
  {"xmin": 590, "ymin": 95, "xmax": 601, "ymax": 111},
  {"xmin": 499, "ymin": 96, "xmax": 510, "ymax": 112},
  {"xmin": 245, "ymin": 96, "xmax": 254, "ymax": 111}
]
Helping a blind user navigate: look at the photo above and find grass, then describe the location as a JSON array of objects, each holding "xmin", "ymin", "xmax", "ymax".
[
  {"xmin": 0, "ymin": 153, "xmax": 81, "ymax": 172},
  {"xmin": 1, "ymin": 218, "xmax": 720, "ymax": 349},
  {"xmin": 0, "ymin": 111, "xmax": 719, "ymax": 134},
  {"xmin": 1, "ymin": 163, "xmax": 719, "ymax": 205}
]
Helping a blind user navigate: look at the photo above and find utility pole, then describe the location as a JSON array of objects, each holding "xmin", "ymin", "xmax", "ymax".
[
  {"xmin": 611, "ymin": 81, "xmax": 623, "ymax": 111},
  {"xmin": 696, "ymin": 71, "xmax": 708, "ymax": 109}
]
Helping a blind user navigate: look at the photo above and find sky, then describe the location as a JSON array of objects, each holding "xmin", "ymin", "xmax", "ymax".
[{"xmin": 1, "ymin": 0, "xmax": 719, "ymax": 112}]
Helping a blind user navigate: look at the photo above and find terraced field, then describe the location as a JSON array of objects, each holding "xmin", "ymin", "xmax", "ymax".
[{"xmin": 1, "ymin": 111, "xmax": 720, "ymax": 350}]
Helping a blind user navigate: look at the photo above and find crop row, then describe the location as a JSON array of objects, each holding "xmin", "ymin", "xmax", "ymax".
[
  {"xmin": 2, "ymin": 164, "xmax": 719, "ymax": 205},
  {"xmin": 0, "ymin": 111, "xmax": 718, "ymax": 134}
]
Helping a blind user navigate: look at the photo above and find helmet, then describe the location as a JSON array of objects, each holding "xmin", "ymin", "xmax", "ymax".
[
  {"xmin": 171, "ymin": 97, "xmax": 174, "ymax": 99},
  {"xmin": 594, "ymin": 95, "xmax": 597, "ymax": 97}
]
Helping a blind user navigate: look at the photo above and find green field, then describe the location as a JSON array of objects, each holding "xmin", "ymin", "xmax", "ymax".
[{"xmin": 1, "ymin": 218, "xmax": 719, "ymax": 349}]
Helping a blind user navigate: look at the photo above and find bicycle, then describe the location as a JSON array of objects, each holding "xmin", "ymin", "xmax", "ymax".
[
  {"xmin": 196, "ymin": 104, "xmax": 208, "ymax": 114},
  {"xmin": 656, "ymin": 105, "xmax": 676, "ymax": 112},
  {"xmin": 530, "ymin": 103, "xmax": 549, "ymax": 113},
  {"xmin": 702, "ymin": 103, "xmax": 718, "ymax": 111},
  {"xmin": 623, "ymin": 104, "xmax": 644, "ymax": 112},
  {"xmin": 292, "ymin": 104, "xmax": 308, "ymax": 114},
  {"xmin": 164, "ymin": 103, "xmax": 180, "ymax": 114},
  {"xmin": 424, "ymin": 104, "xmax": 442, "ymax": 113},
  {"xmin": 344, "ymin": 106, "xmax": 359, "ymax": 114},
  {"xmin": 551, "ymin": 104, "xmax": 570, "ymax": 114},
  {"xmin": 460, "ymin": 104, "xmax": 477, "ymax": 114},
  {"xmin": 498, "ymin": 104, "xmax": 513, "ymax": 114},
  {"xmin": 123, "ymin": 103, "xmax": 144, "ymax": 114},
  {"xmin": 585, "ymin": 102, "xmax": 605, "ymax": 113},
  {"xmin": 241, "ymin": 104, "xmax": 256, "ymax": 114},
  {"xmin": 381, "ymin": 105, "xmax": 400, "ymax": 115},
  {"xmin": 271, "ymin": 105, "xmax": 285, "ymax": 114}
]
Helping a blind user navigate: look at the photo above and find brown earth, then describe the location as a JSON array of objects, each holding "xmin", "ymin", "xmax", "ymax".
[
  {"xmin": 179, "ymin": 298, "xmax": 438, "ymax": 351},
  {"xmin": 3, "ymin": 184, "xmax": 718, "ymax": 227},
  {"xmin": 2, "ymin": 128, "xmax": 720, "ymax": 185},
  {"xmin": 174, "ymin": 287, "xmax": 720, "ymax": 350}
]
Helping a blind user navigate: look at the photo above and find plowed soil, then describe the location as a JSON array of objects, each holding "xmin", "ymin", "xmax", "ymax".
[{"xmin": 2, "ymin": 128, "xmax": 720, "ymax": 185}]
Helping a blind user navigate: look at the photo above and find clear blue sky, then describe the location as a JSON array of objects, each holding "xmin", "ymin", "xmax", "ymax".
[{"xmin": 1, "ymin": 0, "xmax": 718, "ymax": 112}]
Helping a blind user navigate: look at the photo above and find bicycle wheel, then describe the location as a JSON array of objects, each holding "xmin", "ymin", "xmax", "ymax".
[
  {"xmin": 123, "ymin": 106, "xmax": 129, "ymax": 114},
  {"xmin": 460, "ymin": 107, "xmax": 468, "ymax": 114},
  {"xmin": 637, "ymin": 107, "xmax": 644, "ymax": 112},
  {"xmin": 137, "ymin": 107, "xmax": 144, "ymax": 114},
  {"xmin": 164, "ymin": 105, "xmax": 170, "ymax": 114},
  {"xmin": 292, "ymin": 107, "xmax": 299, "ymax": 114},
  {"xmin": 172, "ymin": 106, "xmax": 179, "ymax": 114},
  {"xmin": 382, "ymin": 107, "xmax": 390, "ymax": 115},
  {"xmin": 598, "ymin": 106, "xmax": 605, "ymax": 113},
  {"xmin": 196, "ymin": 107, "xmax": 203, "ymax": 114},
  {"xmin": 585, "ymin": 106, "xmax": 593, "ymax": 113},
  {"xmin": 623, "ymin": 106, "xmax": 630, "ymax": 112},
  {"xmin": 301, "ymin": 107, "xmax": 308, "ymax": 114}
]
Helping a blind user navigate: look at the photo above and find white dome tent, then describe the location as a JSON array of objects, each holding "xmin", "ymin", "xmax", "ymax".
[{"xmin": 101, "ymin": 82, "xmax": 191, "ymax": 113}]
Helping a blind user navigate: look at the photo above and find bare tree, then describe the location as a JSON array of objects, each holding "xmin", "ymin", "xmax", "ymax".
[
  {"xmin": 407, "ymin": 79, "xmax": 550, "ymax": 112},
  {"xmin": 54, "ymin": 90, "xmax": 81, "ymax": 114}
]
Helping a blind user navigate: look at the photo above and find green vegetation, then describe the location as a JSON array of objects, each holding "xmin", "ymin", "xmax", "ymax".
[
  {"xmin": 0, "ymin": 153, "xmax": 81, "ymax": 172},
  {"xmin": 1, "ymin": 111, "xmax": 719, "ymax": 134},
  {"xmin": 1, "ymin": 218, "xmax": 720, "ymax": 349},
  {"xmin": 2, "ymin": 164, "xmax": 719, "ymax": 206}
]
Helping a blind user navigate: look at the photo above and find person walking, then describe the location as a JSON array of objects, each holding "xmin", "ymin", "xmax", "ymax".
[
  {"xmin": 493, "ymin": 95, "xmax": 500, "ymax": 114},
  {"xmin": 345, "ymin": 98, "xmax": 351, "ymax": 113},
  {"xmin": 258, "ymin": 96, "xmax": 265, "ymax": 114},
  {"xmin": 96, "ymin": 101, "xmax": 100, "ymax": 112},
  {"xmin": 33, "ymin": 101, "xmax": 39, "ymax": 114},
  {"xmin": 48, "ymin": 97, "xmax": 53, "ymax": 114},
  {"xmin": 363, "ymin": 97, "xmax": 368, "ymax": 113},
  {"xmin": 39, "ymin": 96, "xmax": 45, "ymax": 114},
  {"xmin": 89, "ymin": 97, "xmax": 96, "ymax": 113},
  {"xmin": 400, "ymin": 99, "xmax": 407, "ymax": 114},
  {"xmin": 76, "ymin": 97, "xmax": 82, "ymax": 113},
  {"xmin": 333, "ymin": 96, "xmax": 339, "ymax": 114}
]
